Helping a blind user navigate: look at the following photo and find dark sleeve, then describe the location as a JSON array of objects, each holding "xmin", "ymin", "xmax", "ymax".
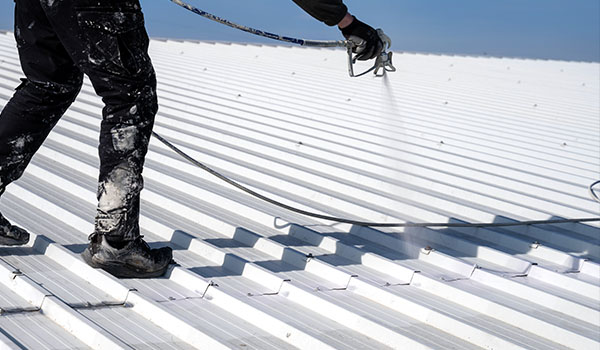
[{"xmin": 292, "ymin": 0, "xmax": 348, "ymax": 26}]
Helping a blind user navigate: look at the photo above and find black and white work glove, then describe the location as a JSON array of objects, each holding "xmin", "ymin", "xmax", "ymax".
[{"xmin": 340, "ymin": 16, "xmax": 384, "ymax": 61}]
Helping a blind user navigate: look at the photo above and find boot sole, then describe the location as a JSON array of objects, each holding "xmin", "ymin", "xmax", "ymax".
[{"xmin": 81, "ymin": 249, "xmax": 170, "ymax": 278}]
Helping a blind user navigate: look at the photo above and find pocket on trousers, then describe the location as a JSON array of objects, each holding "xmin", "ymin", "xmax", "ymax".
[{"xmin": 76, "ymin": 10, "xmax": 150, "ymax": 76}]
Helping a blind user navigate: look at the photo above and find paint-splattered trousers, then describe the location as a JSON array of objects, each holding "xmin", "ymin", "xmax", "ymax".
[{"xmin": 0, "ymin": 0, "xmax": 157, "ymax": 241}]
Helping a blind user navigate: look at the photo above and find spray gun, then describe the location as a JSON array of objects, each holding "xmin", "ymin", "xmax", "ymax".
[{"xmin": 345, "ymin": 29, "xmax": 396, "ymax": 77}]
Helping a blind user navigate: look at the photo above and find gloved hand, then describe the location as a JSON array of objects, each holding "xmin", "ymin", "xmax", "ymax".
[{"xmin": 340, "ymin": 16, "xmax": 384, "ymax": 61}]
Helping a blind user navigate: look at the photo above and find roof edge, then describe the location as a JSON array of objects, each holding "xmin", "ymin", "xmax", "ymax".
[{"xmin": 1, "ymin": 30, "xmax": 597, "ymax": 64}]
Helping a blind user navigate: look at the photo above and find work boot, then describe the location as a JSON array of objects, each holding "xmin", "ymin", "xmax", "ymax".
[
  {"xmin": 0, "ymin": 187, "xmax": 30, "ymax": 246},
  {"xmin": 0, "ymin": 212, "xmax": 30, "ymax": 246},
  {"xmin": 82, "ymin": 233, "xmax": 173, "ymax": 278}
]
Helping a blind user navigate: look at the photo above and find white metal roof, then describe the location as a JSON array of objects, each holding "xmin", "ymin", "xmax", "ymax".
[{"xmin": 0, "ymin": 31, "xmax": 598, "ymax": 349}]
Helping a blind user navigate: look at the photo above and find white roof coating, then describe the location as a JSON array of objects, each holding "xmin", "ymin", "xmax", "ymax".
[{"xmin": 0, "ymin": 31, "xmax": 599, "ymax": 349}]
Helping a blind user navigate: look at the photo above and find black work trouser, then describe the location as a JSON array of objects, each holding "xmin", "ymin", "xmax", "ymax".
[{"xmin": 0, "ymin": 0, "xmax": 158, "ymax": 241}]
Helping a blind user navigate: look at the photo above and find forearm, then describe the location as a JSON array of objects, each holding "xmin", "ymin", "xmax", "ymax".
[
  {"xmin": 337, "ymin": 12, "xmax": 353, "ymax": 28},
  {"xmin": 292, "ymin": 0, "xmax": 348, "ymax": 26},
  {"xmin": 294, "ymin": 0, "xmax": 383, "ymax": 62}
]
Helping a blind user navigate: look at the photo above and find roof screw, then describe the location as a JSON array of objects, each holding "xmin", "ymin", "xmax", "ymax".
[
  {"xmin": 517, "ymin": 80, "xmax": 521, "ymax": 84},
  {"xmin": 444, "ymin": 101, "xmax": 449, "ymax": 105},
  {"xmin": 291, "ymin": 72, "xmax": 296, "ymax": 75},
  {"xmin": 582, "ymin": 83, "xmax": 586, "ymax": 87},
  {"xmin": 561, "ymin": 142, "xmax": 567, "ymax": 147},
  {"xmin": 203, "ymin": 68, "xmax": 208, "ymax": 71},
  {"xmin": 298, "ymin": 141, "xmax": 303, "ymax": 145},
  {"xmin": 533, "ymin": 104, "xmax": 538, "ymax": 108},
  {"xmin": 347, "ymin": 98, "xmax": 352, "ymax": 102},
  {"xmin": 12, "ymin": 269, "xmax": 22, "ymax": 279},
  {"xmin": 448, "ymin": 78, "xmax": 452, "ymax": 81},
  {"xmin": 421, "ymin": 246, "xmax": 434, "ymax": 255},
  {"xmin": 237, "ymin": 94, "xmax": 242, "ymax": 98}
]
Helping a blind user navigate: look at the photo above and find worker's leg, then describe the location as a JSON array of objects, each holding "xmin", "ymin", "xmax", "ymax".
[
  {"xmin": 0, "ymin": 0, "xmax": 83, "ymax": 245},
  {"xmin": 40, "ymin": 0, "xmax": 155, "ymax": 242},
  {"xmin": 39, "ymin": 0, "xmax": 172, "ymax": 277}
]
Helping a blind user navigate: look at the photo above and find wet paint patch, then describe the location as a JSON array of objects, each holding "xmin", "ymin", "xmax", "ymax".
[
  {"xmin": 97, "ymin": 165, "xmax": 142, "ymax": 213},
  {"xmin": 110, "ymin": 125, "xmax": 138, "ymax": 152},
  {"xmin": 9, "ymin": 134, "xmax": 34, "ymax": 153},
  {"xmin": 95, "ymin": 164, "xmax": 143, "ymax": 240}
]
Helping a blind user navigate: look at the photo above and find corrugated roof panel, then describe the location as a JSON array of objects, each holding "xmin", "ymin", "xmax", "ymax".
[
  {"xmin": 0, "ymin": 312, "xmax": 91, "ymax": 350},
  {"xmin": 1, "ymin": 247, "xmax": 118, "ymax": 306},
  {"xmin": 0, "ymin": 30, "xmax": 598, "ymax": 349},
  {"xmin": 0, "ymin": 275, "xmax": 90, "ymax": 350},
  {"xmin": 76, "ymin": 307, "xmax": 197, "ymax": 350}
]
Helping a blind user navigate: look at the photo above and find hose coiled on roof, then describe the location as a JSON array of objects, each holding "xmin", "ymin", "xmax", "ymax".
[{"xmin": 590, "ymin": 180, "xmax": 600, "ymax": 204}]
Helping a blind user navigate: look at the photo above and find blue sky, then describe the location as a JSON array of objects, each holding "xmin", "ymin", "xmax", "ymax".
[{"xmin": 0, "ymin": 0, "xmax": 598, "ymax": 61}]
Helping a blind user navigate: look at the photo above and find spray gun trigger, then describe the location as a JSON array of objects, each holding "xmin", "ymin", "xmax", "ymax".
[{"xmin": 374, "ymin": 52, "xmax": 396, "ymax": 76}]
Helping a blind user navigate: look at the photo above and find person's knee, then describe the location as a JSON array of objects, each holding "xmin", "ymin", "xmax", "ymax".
[{"xmin": 102, "ymin": 70, "xmax": 157, "ymax": 127}]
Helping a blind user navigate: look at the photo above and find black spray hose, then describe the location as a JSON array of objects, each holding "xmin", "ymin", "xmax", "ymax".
[
  {"xmin": 152, "ymin": 132, "xmax": 600, "ymax": 229},
  {"xmin": 170, "ymin": 0, "xmax": 347, "ymax": 48},
  {"xmin": 590, "ymin": 180, "xmax": 600, "ymax": 204}
]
